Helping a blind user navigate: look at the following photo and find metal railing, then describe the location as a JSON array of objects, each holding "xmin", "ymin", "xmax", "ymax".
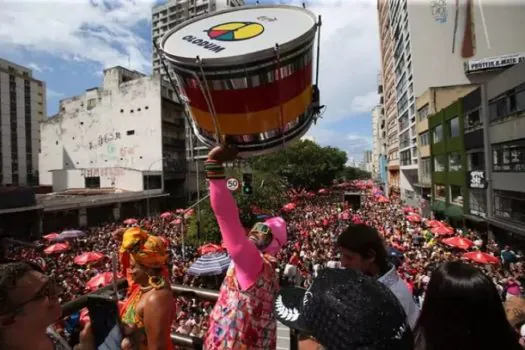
[{"xmin": 61, "ymin": 280, "xmax": 298, "ymax": 349}]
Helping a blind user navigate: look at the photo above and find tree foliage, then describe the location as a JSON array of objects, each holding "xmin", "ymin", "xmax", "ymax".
[
  {"xmin": 186, "ymin": 167, "xmax": 288, "ymax": 245},
  {"xmin": 338, "ymin": 166, "xmax": 372, "ymax": 181},
  {"xmin": 249, "ymin": 140, "xmax": 347, "ymax": 190}
]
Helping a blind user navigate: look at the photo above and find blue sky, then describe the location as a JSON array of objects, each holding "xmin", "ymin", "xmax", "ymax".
[{"xmin": 0, "ymin": 0, "xmax": 379, "ymax": 162}]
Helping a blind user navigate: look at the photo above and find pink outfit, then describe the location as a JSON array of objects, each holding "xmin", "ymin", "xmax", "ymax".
[
  {"xmin": 204, "ymin": 178, "xmax": 285, "ymax": 349},
  {"xmin": 208, "ymin": 178, "xmax": 286, "ymax": 290}
]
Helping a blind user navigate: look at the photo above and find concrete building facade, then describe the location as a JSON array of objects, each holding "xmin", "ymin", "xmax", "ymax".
[
  {"xmin": 151, "ymin": 0, "xmax": 245, "ymax": 199},
  {"xmin": 0, "ymin": 58, "xmax": 46, "ymax": 186},
  {"xmin": 39, "ymin": 67, "xmax": 186, "ymax": 199}
]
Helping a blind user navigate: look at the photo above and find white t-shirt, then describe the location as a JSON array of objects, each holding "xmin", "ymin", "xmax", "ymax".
[{"xmin": 378, "ymin": 265, "xmax": 420, "ymax": 328}]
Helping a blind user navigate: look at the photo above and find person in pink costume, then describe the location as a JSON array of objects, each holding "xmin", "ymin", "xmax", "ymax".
[{"xmin": 203, "ymin": 146, "xmax": 288, "ymax": 350}]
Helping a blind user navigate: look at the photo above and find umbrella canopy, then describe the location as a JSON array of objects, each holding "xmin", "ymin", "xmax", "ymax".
[
  {"xmin": 123, "ymin": 218, "xmax": 138, "ymax": 225},
  {"xmin": 442, "ymin": 236, "xmax": 474, "ymax": 250},
  {"xmin": 406, "ymin": 214, "xmax": 421, "ymax": 223},
  {"xmin": 170, "ymin": 218, "xmax": 182, "ymax": 225},
  {"xmin": 85, "ymin": 272, "xmax": 115, "ymax": 291},
  {"xmin": 44, "ymin": 242, "xmax": 70, "ymax": 255},
  {"xmin": 197, "ymin": 243, "xmax": 225, "ymax": 256},
  {"xmin": 463, "ymin": 252, "xmax": 500, "ymax": 265},
  {"xmin": 282, "ymin": 203, "xmax": 296, "ymax": 212},
  {"xmin": 425, "ymin": 220, "xmax": 443, "ymax": 228},
  {"xmin": 74, "ymin": 252, "xmax": 106, "ymax": 266},
  {"xmin": 43, "ymin": 233, "xmax": 59, "ymax": 241},
  {"xmin": 187, "ymin": 253, "xmax": 231, "ymax": 277},
  {"xmin": 431, "ymin": 225, "xmax": 454, "ymax": 236},
  {"xmin": 54, "ymin": 230, "xmax": 85, "ymax": 241}
]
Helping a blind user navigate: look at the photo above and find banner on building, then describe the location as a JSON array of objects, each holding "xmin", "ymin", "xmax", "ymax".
[
  {"xmin": 468, "ymin": 171, "xmax": 487, "ymax": 189},
  {"xmin": 464, "ymin": 53, "xmax": 525, "ymax": 73}
]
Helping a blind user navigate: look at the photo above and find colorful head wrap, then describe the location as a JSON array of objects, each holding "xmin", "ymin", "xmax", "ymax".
[{"xmin": 119, "ymin": 227, "xmax": 168, "ymax": 269}]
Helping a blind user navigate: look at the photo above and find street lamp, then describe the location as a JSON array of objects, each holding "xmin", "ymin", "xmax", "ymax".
[{"xmin": 146, "ymin": 157, "xmax": 165, "ymax": 218}]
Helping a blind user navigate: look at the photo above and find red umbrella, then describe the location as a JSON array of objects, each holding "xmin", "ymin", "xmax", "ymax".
[
  {"xmin": 44, "ymin": 242, "xmax": 70, "ymax": 255},
  {"xmin": 463, "ymin": 251, "xmax": 500, "ymax": 265},
  {"xmin": 282, "ymin": 203, "xmax": 296, "ymax": 212},
  {"xmin": 86, "ymin": 272, "xmax": 116, "ymax": 291},
  {"xmin": 318, "ymin": 188, "xmax": 328, "ymax": 195},
  {"xmin": 425, "ymin": 220, "xmax": 443, "ymax": 227},
  {"xmin": 406, "ymin": 214, "xmax": 421, "ymax": 223},
  {"xmin": 123, "ymin": 218, "xmax": 137, "ymax": 225},
  {"xmin": 43, "ymin": 233, "xmax": 59, "ymax": 241},
  {"xmin": 198, "ymin": 243, "xmax": 225, "ymax": 256},
  {"xmin": 431, "ymin": 225, "xmax": 454, "ymax": 236},
  {"xmin": 170, "ymin": 218, "xmax": 182, "ymax": 225},
  {"xmin": 74, "ymin": 252, "xmax": 106, "ymax": 266},
  {"xmin": 442, "ymin": 236, "xmax": 474, "ymax": 250}
]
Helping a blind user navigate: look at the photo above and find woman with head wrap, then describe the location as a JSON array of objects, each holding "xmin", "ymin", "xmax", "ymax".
[
  {"xmin": 119, "ymin": 227, "xmax": 174, "ymax": 350},
  {"xmin": 203, "ymin": 146, "xmax": 288, "ymax": 349}
]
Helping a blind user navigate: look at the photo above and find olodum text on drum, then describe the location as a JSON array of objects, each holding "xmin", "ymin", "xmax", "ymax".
[{"xmin": 182, "ymin": 35, "xmax": 225, "ymax": 53}]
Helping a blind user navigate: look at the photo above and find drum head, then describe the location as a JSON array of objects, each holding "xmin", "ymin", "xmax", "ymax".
[{"xmin": 161, "ymin": 5, "xmax": 317, "ymax": 67}]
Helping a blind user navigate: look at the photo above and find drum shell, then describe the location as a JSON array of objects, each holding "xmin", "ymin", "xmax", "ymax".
[{"xmin": 162, "ymin": 15, "xmax": 318, "ymax": 156}]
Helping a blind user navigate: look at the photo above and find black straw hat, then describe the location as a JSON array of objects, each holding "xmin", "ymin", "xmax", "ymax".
[{"xmin": 275, "ymin": 268, "xmax": 413, "ymax": 350}]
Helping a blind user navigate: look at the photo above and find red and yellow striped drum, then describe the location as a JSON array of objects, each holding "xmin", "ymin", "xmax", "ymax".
[{"xmin": 160, "ymin": 5, "xmax": 321, "ymax": 157}]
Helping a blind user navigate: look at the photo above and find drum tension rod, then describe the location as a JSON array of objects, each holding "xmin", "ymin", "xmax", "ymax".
[{"xmin": 195, "ymin": 56, "xmax": 222, "ymax": 145}]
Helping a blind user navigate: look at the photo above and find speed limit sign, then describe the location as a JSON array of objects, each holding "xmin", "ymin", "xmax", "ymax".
[{"xmin": 226, "ymin": 177, "xmax": 240, "ymax": 192}]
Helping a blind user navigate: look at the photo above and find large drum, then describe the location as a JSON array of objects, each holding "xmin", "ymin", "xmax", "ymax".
[{"xmin": 160, "ymin": 5, "xmax": 321, "ymax": 157}]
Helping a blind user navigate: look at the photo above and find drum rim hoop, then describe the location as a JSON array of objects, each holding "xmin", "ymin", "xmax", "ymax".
[{"xmin": 159, "ymin": 4, "xmax": 318, "ymax": 68}]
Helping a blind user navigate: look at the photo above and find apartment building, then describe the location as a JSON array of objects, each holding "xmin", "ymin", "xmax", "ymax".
[
  {"xmin": 378, "ymin": 0, "xmax": 525, "ymax": 203},
  {"xmin": 151, "ymin": 0, "xmax": 245, "ymax": 199},
  {"xmin": 0, "ymin": 58, "xmax": 46, "ymax": 186},
  {"xmin": 377, "ymin": 0, "xmax": 399, "ymax": 193}
]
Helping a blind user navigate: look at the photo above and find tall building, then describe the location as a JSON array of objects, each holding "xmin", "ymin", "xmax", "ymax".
[
  {"xmin": 377, "ymin": 0, "xmax": 399, "ymax": 194},
  {"xmin": 377, "ymin": 0, "xmax": 525, "ymax": 202},
  {"xmin": 39, "ymin": 67, "xmax": 186, "ymax": 199},
  {"xmin": 0, "ymin": 58, "xmax": 46, "ymax": 186},
  {"xmin": 151, "ymin": 0, "xmax": 245, "ymax": 199}
]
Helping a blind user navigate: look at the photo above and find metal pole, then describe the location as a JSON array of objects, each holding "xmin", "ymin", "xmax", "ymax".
[
  {"xmin": 196, "ymin": 158, "xmax": 201, "ymax": 238},
  {"xmin": 481, "ymin": 83, "xmax": 494, "ymax": 239},
  {"xmin": 179, "ymin": 193, "xmax": 210, "ymax": 261}
]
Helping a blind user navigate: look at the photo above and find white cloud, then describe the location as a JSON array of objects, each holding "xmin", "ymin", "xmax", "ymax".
[
  {"xmin": 47, "ymin": 89, "xmax": 65, "ymax": 98},
  {"xmin": 307, "ymin": 127, "xmax": 372, "ymax": 161},
  {"xmin": 0, "ymin": 0, "xmax": 156, "ymax": 73}
]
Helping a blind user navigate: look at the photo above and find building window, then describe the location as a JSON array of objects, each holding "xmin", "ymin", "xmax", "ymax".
[
  {"xmin": 432, "ymin": 124, "xmax": 443, "ymax": 144},
  {"xmin": 144, "ymin": 175, "xmax": 162, "ymax": 190},
  {"xmin": 434, "ymin": 184, "xmax": 446, "ymax": 200},
  {"xmin": 448, "ymin": 116, "xmax": 460, "ymax": 138},
  {"xmin": 420, "ymin": 157, "xmax": 431, "ymax": 183},
  {"xmin": 467, "ymin": 151, "xmax": 485, "ymax": 171},
  {"xmin": 419, "ymin": 131, "xmax": 429, "ymax": 146},
  {"xmin": 448, "ymin": 152, "xmax": 462, "ymax": 171},
  {"xmin": 449, "ymin": 185, "xmax": 463, "ymax": 205},
  {"xmin": 418, "ymin": 104, "xmax": 429, "ymax": 121},
  {"xmin": 492, "ymin": 139, "xmax": 525, "ymax": 172},
  {"xmin": 85, "ymin": 176, "xmax": 100, "ymax": 188},
  {"xmin": 494, "ymin": 190, "xmax": 525, "ymax": 224},
  {"xmin": 400, "ymin": 149, "xmax": 411, "ymax": 166},
  {"xmin": 469, "ymin": 189, "xmax": 486, "ymax": 217},
  {"xmin": 87, "ymin": 98, "xmax": 97, "ymax": 110},
  {"xmin": 465, "ymin": 109, "xmax": 482, "ymax": 132},
  {"xmin": 434, "ymin": 154, "xmax": 446, "ymax": 172}
]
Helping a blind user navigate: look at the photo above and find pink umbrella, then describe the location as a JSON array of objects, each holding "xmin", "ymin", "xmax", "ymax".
[
  {"xmin": 431, "ymin": 225, "xmax": 454, "ymax": 236},
  {"xmin": 85, "ymin": 272, "xmax": 116, "ymax": 291},
  {"xmin": 170, "ymin": 218, "xmax": 182, "ymax": 225},
  {"xmin": 44, "ymin": 242, "xmax": 70, "ymax": 255},
  {"xmin": 406, "ymin": 214, "xmax": 421, "ymax": 223},
  {"xmin": 43, "ymin": 233, "xmax": 59, "ymax": 241},
  {"xmin": 463, "ymin": 251, "xmax": 500, "ymax": 265},
  {"xmin": 282, "ymin": 203, "xmax": 297, "ymax": 212},
  {"xmin": 74, "ymin": 252, "xmax": 106, "ymax": 266},
  {"xmin": 442, "ymin": 236, "xmax": 474, "ymax": 250},
  {"xmin": 123, "ymin": 218, "xmax": 137, "ymax": 225},
  {"xmin": 425, "ymin": 220, "xmax": 443, "ymax": 227},
  {"xmin": 160, "ymin": 211, "xmax": 173, "ymax": 219}
]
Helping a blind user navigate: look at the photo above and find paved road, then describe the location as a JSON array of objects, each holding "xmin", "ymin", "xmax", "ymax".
[{"xmin": 277, "ymin": 321, "xmax": 291, "ymax": 350}]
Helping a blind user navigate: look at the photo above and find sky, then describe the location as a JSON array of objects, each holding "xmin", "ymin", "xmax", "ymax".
[{"xmin": 0, "ymin": 0, "xmax": 380, "ymax": 163}]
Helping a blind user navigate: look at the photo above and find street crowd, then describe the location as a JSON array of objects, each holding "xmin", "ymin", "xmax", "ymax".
[{"xmin": 4, "ymin": 181, "xmax": 525, "ymax": 345}]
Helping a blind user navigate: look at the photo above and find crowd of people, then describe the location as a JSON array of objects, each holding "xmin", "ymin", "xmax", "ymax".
[{"xmin": 2, "ymin": 177, "xmax": 525, "ymax": 348}]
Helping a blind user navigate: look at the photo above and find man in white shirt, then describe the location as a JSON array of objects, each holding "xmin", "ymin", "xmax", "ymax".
[{"xmin": 337, "ymin": 224, "xmax": 420, "ymax": 328}]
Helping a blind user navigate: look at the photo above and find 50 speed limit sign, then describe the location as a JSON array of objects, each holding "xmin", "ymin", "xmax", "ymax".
[{"xmin": 226, "ymin": 177, "xmax": 240, "ymax": 192}]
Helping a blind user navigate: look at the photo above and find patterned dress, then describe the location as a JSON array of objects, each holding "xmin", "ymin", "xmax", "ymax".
[{"xmin": 204, "ymin": 254, "xmax": 279, "ymax": 350}]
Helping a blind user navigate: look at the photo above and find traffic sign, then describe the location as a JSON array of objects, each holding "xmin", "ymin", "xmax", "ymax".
[{"xmin": 226, "ymin": 177, "xmax": 240, "ymax": 192}]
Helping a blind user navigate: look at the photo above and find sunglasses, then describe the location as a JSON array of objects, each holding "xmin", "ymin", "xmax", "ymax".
[{"xmin": 250, "ymin": 222, "xmax": 280, "ymax": 249}]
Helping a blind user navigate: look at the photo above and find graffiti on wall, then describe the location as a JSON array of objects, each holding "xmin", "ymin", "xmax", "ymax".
[
  {"xmin": 81, "ymin": 167, "xmax": 125, "ymax": 177},
  {"xmin": 88, "ymin": 132, "xmax": 121, "ymax": 150},
  {"xmin": 430, "ymin": 0, "xmax": 448, "ymax": 23}
]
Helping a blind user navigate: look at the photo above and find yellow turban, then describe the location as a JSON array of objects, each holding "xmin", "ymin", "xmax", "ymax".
[{"xmin": 119, "ymin": 227, "xmax": 168, "ymax": 268}]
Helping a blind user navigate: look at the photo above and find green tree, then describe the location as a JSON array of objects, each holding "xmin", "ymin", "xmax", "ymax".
[
  {"xmin": 338, "ymin": 166, "xmax": 371, "ymax": 180},
  {"xmin": 249, "ymin": 140, "xmax": 347, "ymax": 190},
  {"xmin": 186, "ymin": 167, "xmax": 288, "ymax": 245}
]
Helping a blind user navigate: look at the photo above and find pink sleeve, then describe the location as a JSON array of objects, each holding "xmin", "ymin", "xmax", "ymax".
[{"xmin": 209, "ymin": 178, "xmax": 263, "ymax": 290}]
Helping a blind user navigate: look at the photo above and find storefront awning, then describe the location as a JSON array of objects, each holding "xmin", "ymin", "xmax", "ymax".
[
  {"xmin": 445, "ymin": 204, "xmax": 463, "ymax": 219},
  {"xmin": 431, "ymin": 200, "xmax": 446, "ymax": 213}
]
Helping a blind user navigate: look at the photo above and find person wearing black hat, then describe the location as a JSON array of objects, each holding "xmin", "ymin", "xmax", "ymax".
[
  {"xmin": 274, "ymin": 268, "xmax": 414, "ymax": 350},
  {"xmin": 337, "ymin": 224, "xmax": 420, "ymax": 328}
]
